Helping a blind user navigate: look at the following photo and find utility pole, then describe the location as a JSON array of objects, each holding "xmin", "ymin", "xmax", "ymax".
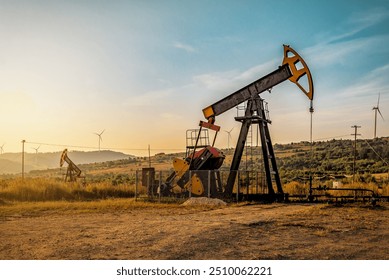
[
  {"xmin": 351, "ymin": 125, "xmax": 361, "ymax": 182},
  {"xmin": 21, "ymin": 140, "xmax": 26, "ymax": 180},
  {"xmin": 309, "ymin": 101, "xmax": 314, "ymax": 201},
  {"xmin": 148, "ymin": 144, "xmax": 151, "ymax": 167}
]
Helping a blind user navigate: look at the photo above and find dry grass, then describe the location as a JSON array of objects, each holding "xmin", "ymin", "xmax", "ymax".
[
  {"xmin": 0, "ymin": 178, "xmax": 139, "ymax": 202},
  {"xmin": 283, "ymin": 181, "xmax": 309, "ymax": 195},
  {"xmin": 0, "ymin": 198, "xmax": 184, "ymax": 217},
  {"xmin": 283, "ymin": 181, "xmax": 389, "ymax": 196},
  {"xmin": 326, "ymin": 182, "xmax": 389, "ymax": 197},
  {"xmin": 0, "ymin": 198, "xmax": 228, "ymax": 220}
]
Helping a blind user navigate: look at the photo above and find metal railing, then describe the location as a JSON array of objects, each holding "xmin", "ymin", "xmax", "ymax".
[
  {"xmin": 133, "ymin": 169, "xmax": 269, "ymax": 202},
  {"xmin": 80, "ymin": 169, "xmax": 387, "ymax": 204}
]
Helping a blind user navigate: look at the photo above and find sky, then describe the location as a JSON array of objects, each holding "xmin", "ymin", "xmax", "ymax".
[{"xmin": 0, "ymin": 0, "xmax": 388, "ymax": 156}]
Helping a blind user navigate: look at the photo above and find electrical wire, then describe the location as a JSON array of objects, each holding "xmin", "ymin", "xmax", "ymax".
[
  {"xmin": 24, "ymin": 141, "xmax": 185, "ymax": 152},
  {"xmin": 313, "ymin": 134, "xmax": 353, "ymax": 141},
  {"xmin": 359, "ymin": 134, "xmax": 389, "ymax": 165}
]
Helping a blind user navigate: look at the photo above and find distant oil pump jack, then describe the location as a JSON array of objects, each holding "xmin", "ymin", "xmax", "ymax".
[{"xmin": 60, "ymin": 149, "xmax": 83, "ymax": 182}]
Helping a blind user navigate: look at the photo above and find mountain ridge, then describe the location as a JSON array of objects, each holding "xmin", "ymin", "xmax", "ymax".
[{"xmin": 0, "ymin": 150, "xmax": 133, "ymax": 174}]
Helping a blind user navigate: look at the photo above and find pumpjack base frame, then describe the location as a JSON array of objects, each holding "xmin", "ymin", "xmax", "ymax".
[
  {"xmin": 232, "ymin": 193, "xmax": 287, "ymax": 203},
  {"xmin": 224, "ymin": 95, "xmax": 283, "ymax": 198}
]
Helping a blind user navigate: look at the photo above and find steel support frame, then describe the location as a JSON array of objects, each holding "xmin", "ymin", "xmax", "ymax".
[{"xmin": 224, "ymin": 96, "xmax": 283, "ymax": 198}]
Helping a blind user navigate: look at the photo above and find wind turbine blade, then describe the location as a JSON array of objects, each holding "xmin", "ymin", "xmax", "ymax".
[
  {"xmin": 377, "ymin": 92, "xmax": 380, "ymax": 107},
  {"xmin": 378, "ymin": 108, "xmax": 385, "ymax": 121},
  {"xmin": 100, "ymin": 129, "xmax": 105, "ymax": 135}
]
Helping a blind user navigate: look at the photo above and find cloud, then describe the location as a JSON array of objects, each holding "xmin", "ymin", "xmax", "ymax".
[
  {"xmin": 321, "ymin": 7, "xmax": 389, "ymax": 45},
  {"xmin": 159, "ymin": 112, "xmax": 182, "ymax": 121},
  {"xmin": 193, "ymin": 70, "xmax": 238, "ymax": 91},
  {"xmin": 304, "ymin": 33, "xmax": 389, "ymax": 68},
  {"xmin": 157, "ymin": 7, "xmax": 389, "ymax": 144},
  {"xmin": 338, "ymin": 63, "xmax": 389, "ymax": 99},
  {"xmin": 304, "ymin": 8, "xmax": 389, "ymax": 66},
  {"xmin": 307, "ymin": 62, "xmax": 389, "ymax": 139},
  {"xmin": 192, "ymin": 59, "xmax": 277, "ymax": 93},
  {"xmin": 348, "ymin": 7, "xmax": 389, "ymax": 31},
  {"xmin": 305, "ymin": 37, "xmax": 372, "ymax": 66},
  {"xmin": 123, "ymin": 88, "xmax": 175, "ymax": 107},
  {"xmin": 173, "ymin": 42, "xmax": 196, "ymax": 53},
  {"xmin": 367, "ymin": 63, "xmax": 389, "ymax": 79}
]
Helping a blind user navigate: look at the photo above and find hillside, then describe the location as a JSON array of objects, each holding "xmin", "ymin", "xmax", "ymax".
[
  {"xmin": 276, "ymin": 137, "xmax": 389, "ymax": 182},
  {"xmin": 3, "ymin": 137, "xmax": 388, "ymax": 184},
  {"xmin": 83, "ymin": 137, "xmax": 388, "ymax": 183},
  {"xmin": 231, "ymin": 137, "xmax": 389, "ymax": 183},
  {"xmin": 0, "ymin": 150, "xmax": 132, "ymax": 175}
]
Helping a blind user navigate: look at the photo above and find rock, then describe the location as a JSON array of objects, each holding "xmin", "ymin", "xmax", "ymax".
[{"xmin": 182, "ymin": 197, "xmax": 227, "ymax": 206}]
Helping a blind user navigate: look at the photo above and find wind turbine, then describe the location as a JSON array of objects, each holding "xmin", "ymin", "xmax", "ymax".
[
  {"xmin": 0, "ymin": 143, "xmax": 4, "ymax": 154},
  {"xmin": 94, "ymin": 129, "xmax": 105, "ymax": 151},
  {"xmin": 372, "ymin": 93, "xmax": 384, "ymax": 139},
  {"xmin": 32, "ymin": 145, "xmax": 41, "ymax": 165},
  {"xmin": 224, "ymin": 127, "xmax": 234, "ymax": 149},
  {"xmin": 32, "ymin": 145, "xmax": 41, "ymax": 154}
]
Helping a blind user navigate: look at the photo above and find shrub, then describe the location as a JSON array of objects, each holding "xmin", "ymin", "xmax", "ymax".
[{"xmin": 283, "ymin": 181, "xmax": 308, "ymax": 195}]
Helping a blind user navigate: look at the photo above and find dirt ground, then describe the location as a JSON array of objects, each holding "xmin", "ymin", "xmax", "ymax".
[{"xmin": 1, "ymin": 202, "xmax": 388, "ymax": 260}]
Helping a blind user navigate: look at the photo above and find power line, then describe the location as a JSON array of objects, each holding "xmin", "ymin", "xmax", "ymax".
[
  {"xmin": 25, "ymin": 141, "xmax": 100, "ymax": 150},
  {"xmin": 24, "ymin": 141, "xmax": 184, "ymax": 152},
  {"xmin": 359, "ymin": 134, "xmax": 388, "ymax": 165},
  {"xmin": 313, "ymin": 134, "xmax": 353, "ymax": 141}
]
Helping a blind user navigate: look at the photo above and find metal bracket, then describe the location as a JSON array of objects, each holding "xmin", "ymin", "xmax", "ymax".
[{"xmin": 282, "ymin": 45, "xmax": 314, "ymax": 100}]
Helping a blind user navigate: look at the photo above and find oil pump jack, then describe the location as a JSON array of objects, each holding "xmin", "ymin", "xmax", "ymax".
[
  {"xmin": 60, "ymin": 149, "xmax": 83, "ymax": 182},
  {"xmin": 164, "ymin": 45, "xmax": 314, "ymax": 200}
]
